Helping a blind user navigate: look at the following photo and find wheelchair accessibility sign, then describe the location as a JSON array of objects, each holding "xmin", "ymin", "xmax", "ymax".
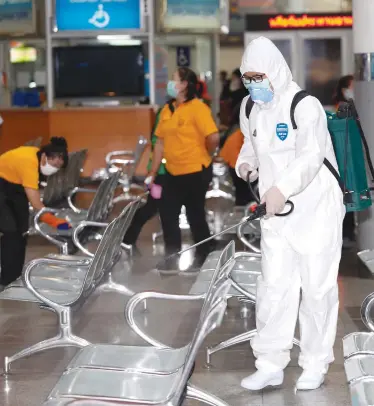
[
  {"xmin": 56, "ymin": 0, "xmax": 142, "ymax": 31},
  {"xmin": 276, "ymin": 123, "xmax": 288, "ymax": 141},
  {"xmin": 176, "ymin": 46, "xmax": 190, "ymax": 67},
  {"xmin": 89, "ymin": 4, "xmax": 110, "ymax": 28}
]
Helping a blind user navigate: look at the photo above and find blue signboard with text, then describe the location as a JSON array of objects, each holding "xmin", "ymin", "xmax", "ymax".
[
  {"xmin": 56, "ymin": 0, "xmax": 142, "ymax": 31},
  {"xmin": 0, "ymin": 0, "xmax": 34, "ymax": 34},
  {"xmin": 0, "ymin": 0, "xmax": 32, "ymax": 22}
]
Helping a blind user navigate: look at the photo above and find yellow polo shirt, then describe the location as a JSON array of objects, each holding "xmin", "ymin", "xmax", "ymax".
[
  {"xmin": 0, "ymin": 146, "xmax": 39, "ymax": 190},
  {"xmin": 155, "ymin": 98, "xmax": 218, "ymax": 175}
]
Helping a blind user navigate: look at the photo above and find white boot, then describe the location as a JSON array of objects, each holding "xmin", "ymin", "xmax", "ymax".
[
  {"xmin": 241, "ymin": 370, "xmax": 284, "ymax": 390},
  {"xmin": 296, "ymin": 370, "xmax": 325, "ymax": 390}
]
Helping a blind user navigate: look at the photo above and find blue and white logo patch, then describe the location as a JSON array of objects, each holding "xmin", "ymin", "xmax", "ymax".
[{"xmin": 276, "ymin": 123, "xmax": 288, "ymax": 141}]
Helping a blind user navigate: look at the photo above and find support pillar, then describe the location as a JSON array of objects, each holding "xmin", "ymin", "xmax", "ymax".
[{"xmin": 353, "ymin": 0, "xmax": 374, "ymax": 250}]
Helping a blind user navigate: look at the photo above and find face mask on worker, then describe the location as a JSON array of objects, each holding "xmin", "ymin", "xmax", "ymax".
[
  {"xmin": 244, "ymin": 78, "xmax": 274, "ymax": 104},
  {"xmin": 167, "ymin": 80, "xmax": 178, "ymax": 98},
  {"xmin": 343, "ymin": 88, "xmax": 354, "ymax": 101},
  {"xmin": 40, "ymin": 161, "xmax": 59, "ymax": 176},
  {"xmin": 230, "ymin": 78, "xmax": 241, "ymax": 92}
]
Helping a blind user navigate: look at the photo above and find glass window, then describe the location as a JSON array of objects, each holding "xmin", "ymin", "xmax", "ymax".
[
  {"xmin": 272, "ymin": 39, "xmax": 292, "ymax": 70},
  {"xmin": 303, "ymin": 38, "xmax": 342, "ymax": 106}
]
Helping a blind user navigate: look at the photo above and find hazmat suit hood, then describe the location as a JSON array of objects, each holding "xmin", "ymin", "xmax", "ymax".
[{"xmin": 240, "ymin": 36, "xmax": 293, "ymax": 95}]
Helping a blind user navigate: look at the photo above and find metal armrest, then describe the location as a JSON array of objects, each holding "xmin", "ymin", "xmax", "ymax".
[
  {"xmin": 229, "ymin": 275, "xmax": 256, "ymax": 302},
  {"xmin": 45, "ymin": 253, "xmax": 92, "ymax": 266},
  {"xmin": 125, "ymin": 291, "xmax": 204, "ymax": 348},
  {"xmin": 234, "ymin": 251, "xmax": 262, "ymax": 260},
  {"xmin": 237, "ymin": 222, "xmax": 261, "ymax": 254},
  {"xmin": 23, "ymin": 257, "xmax": 86, "ymax": 309},
  {"xmin": 34, "ymin": 208, "xmax": 69, "ymax": 254},
  {"xmin": 68, "ymin": 187, "xmax": 97, "ymax": 214},
  {"xmin": 361, "ymin": 292, "xmax": 374, "ymax": 332},
  {"xmin": 72, "ymin": 221, "xmax": 109, "ymax": 257},
  {"xmin": 109, "ymin": 158, "xmax": 135, "ymax": 167},
  {"xmin": 105, "ymin": 150, "xmax": 135, "ymax": 165}
]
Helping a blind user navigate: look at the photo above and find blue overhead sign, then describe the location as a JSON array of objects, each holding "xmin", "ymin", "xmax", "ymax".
[
  {"xmin": 0, "ymin": 0, "xmax": 34, "ymax": 34},
  {"xmin": 55, "ymin": 0, "xmax": 142, "ymax": 31},
  {"xmin": 167, "ymin": 0, "xmax": 219, "ymax": 17},
  {"xmin": 163, "ymin": 0, "xmax": 221, "ymax": 31}
]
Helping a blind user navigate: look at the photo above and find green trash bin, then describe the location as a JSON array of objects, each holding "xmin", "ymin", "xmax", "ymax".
[{"xmin": 326, "ymin": 111, "xmax": 372, "ymax": 212}]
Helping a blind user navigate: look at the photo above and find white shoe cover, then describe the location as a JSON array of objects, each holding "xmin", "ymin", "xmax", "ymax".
[
  {"xmin": 241, "ymin": 370, "xmax": 284, "ymax": 390},
  {"xmin": 296, "ymin": 370, "xmax": 325, "ymax": 390}
]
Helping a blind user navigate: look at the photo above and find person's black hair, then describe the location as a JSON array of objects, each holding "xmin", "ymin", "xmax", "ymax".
[
  {"xmin": 196, "ymin": 81, "xmax": 204, "ymax": 99},
  {"xmin": 232, "ymin": 68, "xmax": 241, "ymax": 79},
  {"xmin": 177, "ymin": 67, "xmax": 198, "ymax": 102},
  {"xmin": 220, "ymin": 70, "xmax": 228, "ymax": 79},
  {"xmin": 38, "ymin": 137, "xmax": 69, "ymax": 168},
  {"xmin": 333, "ymin": 74, "xmax": 354, "ymax": 105}
]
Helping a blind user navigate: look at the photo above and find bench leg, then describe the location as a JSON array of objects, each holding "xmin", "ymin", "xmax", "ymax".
[
  {"xmin": 152, "ymin": 230, "xmax": 163, "ymax": 243},
  {"xmin": 205, "ymin": 329, "xmax": 301, "ymax": 367},
  {"xmin": 3, "ymin": 308, "xmax": 90, "ymax": 374},
  {"xmin": 98, "ymin": 272, "xmax": 134, "ymax": 296},
  {"xmin": 187, "ymin": 383, "xmax": 229, "ymax": 406}
]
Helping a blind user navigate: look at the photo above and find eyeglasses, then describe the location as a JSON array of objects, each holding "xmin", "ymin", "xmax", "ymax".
[{"xmin": 241, "ymin": 74, "xmax": 265, "ymax": 84}]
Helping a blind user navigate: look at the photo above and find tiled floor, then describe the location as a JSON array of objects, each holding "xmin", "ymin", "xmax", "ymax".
[{"xmin": 0, "ymin": 215, "xmax": 370, "ymax": 405}]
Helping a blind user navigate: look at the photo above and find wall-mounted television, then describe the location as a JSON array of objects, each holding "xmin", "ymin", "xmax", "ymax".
[
  {"xmin": 10, "ymin": 47, "xmax": 37, "ymax": 64},
  {"xmin": 53, "ymin": 45, "xmax": 145, "ymax": 98}
]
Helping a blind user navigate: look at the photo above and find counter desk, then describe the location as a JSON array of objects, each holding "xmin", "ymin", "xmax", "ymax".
[{"xmin": 0, "ymin": 106, "xmax": 155, "ymax": 176}]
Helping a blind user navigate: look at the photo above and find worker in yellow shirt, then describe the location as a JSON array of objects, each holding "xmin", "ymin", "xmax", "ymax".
[
  {"xmin": 220, "ymin": 104, "xmax": 256, "ymax": 206},
  {"xmin": 149, "ymin": 67, "xmax": 219, "ymax": 270},
  {"xmin": 0, "ymin": 137, "xmax": 70, "ymax": 286}
]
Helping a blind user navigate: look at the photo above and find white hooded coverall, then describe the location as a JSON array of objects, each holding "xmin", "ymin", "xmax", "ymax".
[{"xmin": 236, "ymin": 37, "xmax": 345, "ymax": 374}]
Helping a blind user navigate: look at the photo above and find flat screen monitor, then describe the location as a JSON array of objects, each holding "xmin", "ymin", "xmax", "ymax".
[
  {"xmin": 10, "ymin": 47, "xmax": 37, "ymax": 64},
  {"xmin": 53, "ymin": 45, "xmax": 144, "ymax": 98}
]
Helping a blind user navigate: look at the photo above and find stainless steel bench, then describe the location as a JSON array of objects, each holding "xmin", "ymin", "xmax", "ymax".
[
  {"xmin": 42, "ymin": 149, "xmax": 88, "ymax": 207},
  {"xmin": 0, "ymin": 196, "xmax": 143, "ymax": 374},
  {"xmin": 187, "ymin": 244, "xmax": 299, "ymax": 366},
  {"xmin": 43, "ymin": 242, "xmax": 235, "ymax": 406},
  {"xmin": 34, "ymin": 172, "xmax": 121, "ymax": 254},
  {"xmin": 91, "ymin": 135, "xmax": 148, "ymax": 205},
  {"xmin": 341, "ymin": 252, "xmax": 374, "ymax": 405}
]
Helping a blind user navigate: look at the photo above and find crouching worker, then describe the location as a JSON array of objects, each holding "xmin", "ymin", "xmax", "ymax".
[{"xmin": 0, "ymin": 137, "xmax": 71, "ymax": 286}]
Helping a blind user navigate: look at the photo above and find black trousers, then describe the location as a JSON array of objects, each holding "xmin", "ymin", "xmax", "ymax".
[
  {"xmin": 123, "ymin": 175, "xmax": 165, "ymax": 245},
  {"xmin": 0, "ymin": 178, "xmax": 30, "ymax": 286},
  {"xmin": 159, "ymin": 165, "xmax": 213, "ymax": 259},
  {"xmin": 229, "ymin": 167, "xmax": 257, "ymax": 206},
  {"xmin": 343, "ymin": 211, "xmax": 355, "ymax": 240}
]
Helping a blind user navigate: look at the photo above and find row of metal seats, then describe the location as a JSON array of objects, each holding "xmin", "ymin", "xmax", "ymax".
[
  {"xmin": 342, "ymin": 249, "xmax": 374, "ymax": 405},
  {"xmin": 41, "ymin": 242, "xmax": 237, "ymax": 405},
  {"xmin": 2, "ymin": 183, "xmax": 242, "ymax": 404},
  {"xmin": 2, "ymin": 136, "xmax": 267, "ymax": 405},
  {"xmin": 1, "ymin": 179, "xmax": 142, "ymax": 373}
]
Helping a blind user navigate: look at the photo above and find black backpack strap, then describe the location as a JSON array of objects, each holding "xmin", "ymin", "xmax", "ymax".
[
  {"xmin": 245, "ymin": 97, "xmax": 254, "ymax": 119},
  {"xmin": 291, "ymin": 90, "xmax": 345, "ymax": 194},
  {"xmin": 323, "ymin": 158, "xmax": 344, "ymax": 192},
  {"xmin": 290, "ymin": 90, "xmax": 309, "ymax": 130}
]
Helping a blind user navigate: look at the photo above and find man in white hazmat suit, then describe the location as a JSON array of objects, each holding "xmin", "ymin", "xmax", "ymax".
[{"xmin": 236, "ymin": 37, "xmax": 345, "ymax": 391}]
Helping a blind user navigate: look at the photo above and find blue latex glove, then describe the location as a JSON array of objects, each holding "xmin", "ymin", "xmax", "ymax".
[{"xmin": 57, "ymin": 222, "xmax": 71, "ymax": 230}]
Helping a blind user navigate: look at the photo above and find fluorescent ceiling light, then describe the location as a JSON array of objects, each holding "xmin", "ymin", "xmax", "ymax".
[
  {"xmin": 106, "ymin": 39, "xmax": 142, "ymax": 46},
  {"xmin": 97, "ymin": 35, "xmax": 131, "ymax": 40}
]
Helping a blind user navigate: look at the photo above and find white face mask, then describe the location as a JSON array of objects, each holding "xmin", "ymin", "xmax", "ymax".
[
  {"xmin": 343, "ymin": 88, "xmax": 354, "ymax": 100},
  {"xmin": 40, "ymin": 161, "xmax": 59, "ymax": 176},
  {"xmin": 229, "ymin": 79, "xmax": 241, "ymax": 92}
]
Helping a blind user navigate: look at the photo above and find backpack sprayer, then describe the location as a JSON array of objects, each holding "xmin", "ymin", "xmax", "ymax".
[
  {"xmin": 156, "ymin": 179, "xmax": 294, "ymax": 271},
  {"xmin": 326, "ymin": 99, "xmax": 374, "ymax": 212}
]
